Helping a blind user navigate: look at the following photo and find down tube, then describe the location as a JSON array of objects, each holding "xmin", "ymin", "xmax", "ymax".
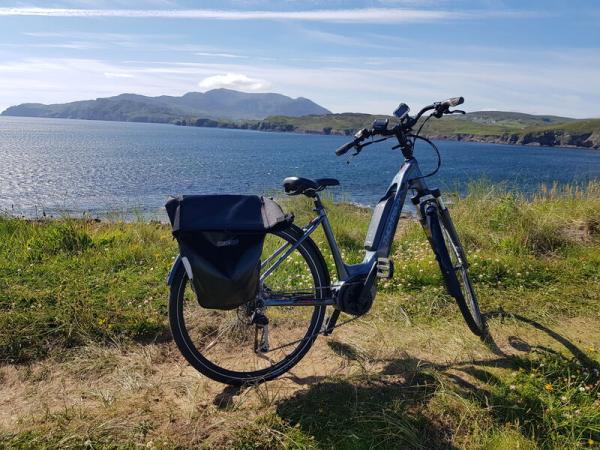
[{"xmin": 374, "ymin": 160, "xmax": 424, "ymax": 258}]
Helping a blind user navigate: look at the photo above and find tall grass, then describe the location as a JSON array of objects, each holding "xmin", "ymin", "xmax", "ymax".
[
  {"xmin": 0, "ymin": 181, "xmax": 599, "ymax": 448},
  {"xmin": 0, "ymin": 219, "xmax": 173, "ymax": 362},
  {"xmin": 1, "ymin": 182, "xmax": 599, "ymax": 362}
]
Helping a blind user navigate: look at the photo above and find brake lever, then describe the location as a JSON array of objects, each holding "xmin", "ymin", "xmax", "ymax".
[
  {"xmin": 447, "ymin": 109, "xmax": 466, "ymax": 115},
  {"xmin": 345, "ymin": 144, "xmax": 360, "ymax": 164},
  {"xmin": 347, "ymin": 136, "xmax": 389, "ymax": 163},
  {"xmin": 352, "ymin": 144, "xmax": 365, "ymax": 156}
]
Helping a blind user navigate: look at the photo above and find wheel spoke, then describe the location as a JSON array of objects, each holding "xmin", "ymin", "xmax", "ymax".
[{"xmin": 170, "ymin": 227, "xmax": 326, "ymax": 382}]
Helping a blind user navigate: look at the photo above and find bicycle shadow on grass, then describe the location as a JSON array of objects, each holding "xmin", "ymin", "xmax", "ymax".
[{"xmin": 273, "ymin": 310, "xmax": 599, "ymax": 449}]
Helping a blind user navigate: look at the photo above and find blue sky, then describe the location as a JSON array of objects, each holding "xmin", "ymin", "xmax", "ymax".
[{"xmin": 0, "ymin": 0, "xmax": 598, "ymax": 117}]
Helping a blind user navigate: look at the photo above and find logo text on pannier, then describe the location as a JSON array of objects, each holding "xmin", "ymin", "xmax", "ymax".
[{"xmin": 216, "ymin": 239, "xmax": 240, "ymax": 247}]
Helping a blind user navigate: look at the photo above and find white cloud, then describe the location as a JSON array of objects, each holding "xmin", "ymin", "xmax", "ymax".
[
  {"xmin": 104, "ymin": 71, "xmax": 134, "ymax": 78},
  {"xmin": 0, "ymin": 54, "xmax": 598, "ymax": 118},
  {"xmin": 195, "ymin": 52, "xmax": 245, "ymax": 59},
  {"xmin": 198, "ymin": 73, "xmax": 270, "ymax": 91},
  {"xmin": 0, "ymin": 7, "xmax": 517, "ymax": 23}
]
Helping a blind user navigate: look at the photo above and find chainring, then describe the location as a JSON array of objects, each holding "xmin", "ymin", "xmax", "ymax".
[{"xmin": 335, "ymin": 265, "xmax": 378, "ymax": 316}]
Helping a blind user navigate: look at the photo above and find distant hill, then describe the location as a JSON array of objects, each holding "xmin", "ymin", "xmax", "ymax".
[
  {"xmin": 453, "ymin": 111, "xmax": 576, "ymax": 128},
  {"xmin": 186, "ymin": 111, "xmax": 599, "ymax": 149},
  {"xmin": 1, "ymin": 89, "xmax": 332, "ymax": 121},
  {"xmin": 2, "ymin": 92, "xmax": 598, "ymax": 148},
  {"xmin": 253, "ymin": 111, "xmax": 577, "ymax": 135}
]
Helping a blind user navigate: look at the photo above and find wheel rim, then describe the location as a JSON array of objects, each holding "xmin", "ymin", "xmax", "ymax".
[{"xmin": 175, "ymin": 230, "xmax": 324, "ymax": 378}]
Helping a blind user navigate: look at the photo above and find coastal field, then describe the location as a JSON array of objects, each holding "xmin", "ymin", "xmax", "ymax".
[
  {"xmin": 1, "ymin": 182, "xmax": 599, "ymax": 449},
  {"xmin": 251, "ymin": 113, "xmax": 600, "ymax": 149}
]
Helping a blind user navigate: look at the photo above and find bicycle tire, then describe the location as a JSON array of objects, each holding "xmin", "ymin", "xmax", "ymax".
[
  {"xmin": 169, "ymin": 224, "xmax": 329, "ymax": 385},
  {"xmin": 424, "ymin": 203, "xmax": 487, "ymax": 337}
]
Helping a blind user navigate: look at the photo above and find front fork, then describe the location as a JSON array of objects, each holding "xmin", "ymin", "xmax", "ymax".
[
  {"xmin": 413, "ymin": 189, "xmax": 468, "ymax": 268},
  {"xmin": 413, "ymin": 188, "xmax": 441, "ymax": 232}
]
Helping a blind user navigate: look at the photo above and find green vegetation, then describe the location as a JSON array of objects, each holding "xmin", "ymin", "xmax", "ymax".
[
  {"xmin": 252, "ymin": 113, "xmax": 600, "ymax": 149},
  {"xmin": 257, "ymin": 112, "xmax": 391, "ymax": 135},
  {"xmin": 0, "ymin": 218, "xmax": 171, "ymax": 362},
  {"xmin": 175, "ymin": 111, "xmax": 600, "ymax": 149},
  {"xmin": 1, "ymin": 182, "xmax": 599, "ymax": 448}
]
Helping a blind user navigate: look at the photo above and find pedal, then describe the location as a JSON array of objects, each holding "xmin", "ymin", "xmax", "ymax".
[
  {"xmin": 377, "ymin": 257, "xmax": 394, "ymax": 279},
  {"xmin": 323, "ymin": 309, "xmax": 340, "ymax": 336}
]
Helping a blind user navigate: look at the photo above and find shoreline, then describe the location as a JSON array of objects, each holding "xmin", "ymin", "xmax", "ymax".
[
  {"xmin": 171, "ymin": 116, "xmax": 600, "ymax": 150},
  {"xmin": 2, "ymin": 114, "xmax": 598, "ymax": 150},
  {"xmin": 218, "ymin": 126, "xmax": 600, "ymax": 151}
]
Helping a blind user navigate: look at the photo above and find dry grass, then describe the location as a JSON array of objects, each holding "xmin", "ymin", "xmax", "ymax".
[{"xmin": 1, "ymin": 314, "xmax": 598, "ymax": 449}]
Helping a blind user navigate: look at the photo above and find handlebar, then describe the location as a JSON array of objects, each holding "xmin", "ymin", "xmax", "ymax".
[
  {"xmin": 335, "ymin": 140, "xmax": 358, "ymax": 156},
  {"xmin": 413, "ymin": 96, "xmax": 464, "ymax": 123},
  {"xmin": 441, "ymin": 96, "xmax": 464, "ymax": 108},
  {"xmin": 334, "ymin": 96, "xmax": 465, "ymax": 157}
]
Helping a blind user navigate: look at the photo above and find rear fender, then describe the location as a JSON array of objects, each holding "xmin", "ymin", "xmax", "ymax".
[{"xmin": 166, "ymin": 255, "xmax": 193, "ymax": 285}]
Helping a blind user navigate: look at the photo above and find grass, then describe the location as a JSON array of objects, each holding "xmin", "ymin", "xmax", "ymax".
[
  {"xmin": 1, "ymin": 181, "xmax": 599, "ymax": 448},
  {"xmin": 0, "ymin": 218, "xmax": 173, "ymax": 362},
  {"xmin": 525, "ymin": 119, "xmax": 600, "ymax": 135},
  {"xmin": 254, "ymin": 113, "xmax": 523, "ymax": 136},
  {"xmin": 251, "ymin": 112, "xmax": 600, "ymax": 143}
]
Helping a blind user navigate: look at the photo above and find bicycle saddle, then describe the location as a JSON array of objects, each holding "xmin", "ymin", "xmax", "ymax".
[{"xmin": 283, "ymin": 177, "xmax": 340, "ymax": 197}]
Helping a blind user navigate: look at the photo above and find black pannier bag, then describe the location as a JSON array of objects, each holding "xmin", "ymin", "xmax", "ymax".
[{"xmin": 166, "ymin": 195, "xmax": 293, "ymax": 310}]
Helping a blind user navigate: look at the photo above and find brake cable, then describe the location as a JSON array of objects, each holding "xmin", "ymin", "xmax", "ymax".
[
  {"xmin": 413, "ymin": 112, "xmax": 434, "ymax": 141},
  {"xmin": 407, "ymin": 134, "xmax": 441, "ymax": 179},
  {"xmin": 400, "ymin": 110, "xmax": 442, "ymax": 179}
]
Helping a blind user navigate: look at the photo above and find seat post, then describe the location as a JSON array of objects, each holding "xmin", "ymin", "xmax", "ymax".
[{"xmin": 312, "ymin": 193, "xmax": 325, "ymax": 215}]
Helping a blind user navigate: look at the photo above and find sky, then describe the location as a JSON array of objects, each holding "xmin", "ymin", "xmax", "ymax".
[{"xmin": 0, "ymin": 0, "xmax": 598, "ymax": 118}]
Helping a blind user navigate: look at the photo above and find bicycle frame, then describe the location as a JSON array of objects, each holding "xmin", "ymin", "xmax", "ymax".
[{"xmin": 260, "ymin": 156, "xmax": 435, "ymax": 307}]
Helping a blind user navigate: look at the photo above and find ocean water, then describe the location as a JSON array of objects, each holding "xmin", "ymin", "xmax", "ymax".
[{"xmin": 1, "ymin": 116, "xmax": 599, "ymax": 218}]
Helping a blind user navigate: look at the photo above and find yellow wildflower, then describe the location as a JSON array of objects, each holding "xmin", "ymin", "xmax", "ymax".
[{"xmin": 544, "ymin": 383, "xmax": 553, "ymax": 392}]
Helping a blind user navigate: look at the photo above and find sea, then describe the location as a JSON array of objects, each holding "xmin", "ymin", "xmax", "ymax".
[{"xmin": 1, "ymin": 116, "xmax": 599, "ymax": 218}]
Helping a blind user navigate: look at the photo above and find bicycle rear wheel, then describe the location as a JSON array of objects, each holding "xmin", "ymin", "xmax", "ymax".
[
  {"xmin": 424, "ymin": 202, "xmax": 486, "ymax": 337},
  {"xmin": 169, "ymin": 224, "xmax": 329, "ymax": 385}
]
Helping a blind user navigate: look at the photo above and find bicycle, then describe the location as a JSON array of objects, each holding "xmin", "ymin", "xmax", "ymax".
[{"xmin": 167, "ymin": 96, "xmax": 486, "ymax": 385}]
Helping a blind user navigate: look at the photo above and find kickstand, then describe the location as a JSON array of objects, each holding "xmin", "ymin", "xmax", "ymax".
[
  {"xmin": 323, "ymin": 309, "xmax": 341, "ymax": 336},
  {"xmin": 254, "ymin": 324, "xmax": 270, "ymax": 353},
  {"xmin": 252, "ymin": 311, "xmax": 270, "ymax": 353}
]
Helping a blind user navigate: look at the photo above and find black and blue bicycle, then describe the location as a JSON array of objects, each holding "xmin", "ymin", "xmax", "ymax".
[{"xmin": 166, "ymin": 97, "xmax": 486, "ymax": 385}]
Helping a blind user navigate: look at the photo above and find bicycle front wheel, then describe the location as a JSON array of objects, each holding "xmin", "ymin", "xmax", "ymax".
[
  {"xmin": 424, "ymin": 203, "xmax": 486, "ymax": 337},
  {"xmin": 169, "ymin": 224, "xmax": 329, "ymax": 385}
]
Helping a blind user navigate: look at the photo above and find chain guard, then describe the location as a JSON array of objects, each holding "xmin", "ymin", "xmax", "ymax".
[{"xmin": 335, "ymin": 264, "xmax": 378, "ymax": 316}]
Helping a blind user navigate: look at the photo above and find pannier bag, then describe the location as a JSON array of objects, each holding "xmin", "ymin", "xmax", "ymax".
[{"xmin": 166, "ymin": 195, "xmax": 293, "ymax": 310}]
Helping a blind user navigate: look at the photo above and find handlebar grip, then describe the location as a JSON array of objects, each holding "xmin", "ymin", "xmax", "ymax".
[
  {"xmin": 442, "ymin": 96, "xmax": 464, "ymax": 108},
  {"xmin": 335, "ymin": 140, "xmax": 356, "ymax": 156}
]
